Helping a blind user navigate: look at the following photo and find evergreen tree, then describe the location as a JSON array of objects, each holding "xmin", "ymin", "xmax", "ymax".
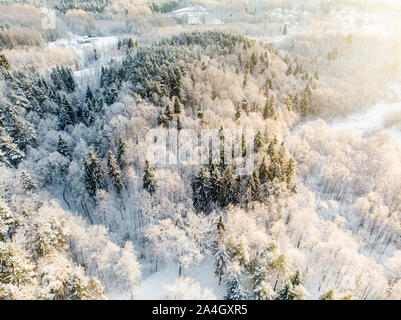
[
  {"xmin": 209, "ymin": 164, "xmax": 222, "ymax": 204},
  {"xmin": 107, "ymin": 150, "xmax": 122, "ymax": 196},
  {"xmin": 225, "ymin": 274, "xmax": 249, "ymax": 300},
  {"xmin": 215, "ymin": 242, "xmax": 229, "ymax": 285},
  {"xmin": 117, "ymin": 136, "xmax": 128, "ymax": 169},
  {"xmin": 285, "ymin": 158, "xmax": 295, "ymax": 188},
  {"xmin": 20, "ymin": 171, "xmax": 38, "ymax": 192},
  {"xmin": 254, "ymin": 130, "xmax": 263, "ymax": 153},
  {"xmin": 192, "ymin": 168, "xmax": 211, "ymax": 212},
  {"xmin": 250, "ymin": 170, "xmax": 262, "ymax": 202},
  {"xmin": 0, "ymin": 54, "xmax": 11, "ymax": 71},
  {"xmin": 235, "ymin": 103, "xmax": 241, "ymax": 121},
  {"xmin": 252, "ymin": 256, "xmax": 274, "ymax": 300},
  {"xmin": 319, "ymin": 287, "xmax": 336, "ymax": 300},
  {"xmin": 84, "ymin": 147, "xmax": 106, "ymax": 198},
  {"xmin": 0, "ymin": 202, "xmax": 14, "ymax": 241},
  {"xmin": 143, "ymin": 160, "xmax": 156, "ymax": 195},
  {"xmin": 221, "ymin": 167, "xmax": 238, "ymax": 207},
  {"xmin": 57, "ymin": 135, "xmax": 71, "ymax": 159},
  {"xmin": 283, "ymin": 24, "xmax": 288, "ymax": 35},
  {"xmin": 0, "ymin": 243, "xmax": 33, "ymax": 287},
  {"xmin": 85, "ymin": 86, "xmax": 93, "ymax": 103},
  {"xmin": 173, "ymin": 96, "xmax": 183, "ymax": 114},
  {"xmin": 259, "ymin": 157, "xmax": 269, "ymax": 185},
  {"xmin": 0, "ymin": 131, "xmax": 24, "ymax": 167},
  {"xmin": 263, "ymin": 96, "xmax": 277, "ymax": 120},
  {"xmin": 267, "ymin": 139, "xmax": 276, "ymax": 159},
  {"xmin": 275, "ymin": 270, "xmax": 306, "ymax": 300},
  {"xmin": 176, "ymin": 115, "xmax": 183, "ymax": 131},
  {"xmin": 59, "ymin": 96, "xmax": 75, "ymax": 130}
]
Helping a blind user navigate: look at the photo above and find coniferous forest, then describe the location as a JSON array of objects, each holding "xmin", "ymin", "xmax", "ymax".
[{"xmin": 0, "ymin": 0, "xmax": 401, "ymax": 300}]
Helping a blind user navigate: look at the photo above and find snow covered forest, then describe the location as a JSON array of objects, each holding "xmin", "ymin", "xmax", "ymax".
[{"xmin": 0, "ymin": 0, "xmax": 401, "ymax": 300}]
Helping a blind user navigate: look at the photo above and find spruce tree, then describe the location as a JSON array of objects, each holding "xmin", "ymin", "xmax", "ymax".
[
  {"xmin": 192, "ymin": 168, "xmax": 211, "ymax": 212},
  {"xmin": 225, "ymin": 274, "xmax": 249, "ymax": 300},
  {"xmin": 107, "ymin": 150, "xmax": 122, "ymax": 196},
  {"xmin": 0, "ymin": 131, "xmax": 24, "ymax": 167},
  {"xmin": 20, "ymin": 171, "xmax": 38, "ymax": 192},
  {"xmin": 84, "ymin": 147, "xmax": 106, "ymax": 198},
  {"xmin": 319, "ymin": 287, "xmax": 336, "ymax": 300},
  {"xmin": 235, "ymin": 103, "xmax": 241, "ymax": 121},
  {"xmin": 117, "ymin": 136, "xmax": 127, "ymax": 169},
  {"xmin": 143, "ymin": 160, "xmax": 156, "ymax": 195},
  {"xmin": 57, "ymin": 135, "xmax": 71, "ymax": 159},
  {"xmin": 209, "ymin": 164, "xmax": 222, "ymax": 203},
  {"xmin": 0, "ymin": 54, "xmax": 11, "ymax": 71},
  {"xmin": 259, "ymin": 157, "xmax": 269, "ymax": 185},
  {"xmin": 176, "ymin": 115, "xmax": 183, "ymax": 131},
  {"xmin": 254, "ymin": 130, "xmax": 263, "ymax": 153},
  {"xmin": 0, "ymin": 201, "xmax": 14, "ymax": 241},
  {"xmin": 173, "ymin": 96, "xmax": 183, "ymax": 114},
  {"xmin": 59, "ymin": 96, "xmax": 75, "ymax": 130},
  {"xmin": 221, "ymin": 167, "xmax": 237, "ymax": 207}
]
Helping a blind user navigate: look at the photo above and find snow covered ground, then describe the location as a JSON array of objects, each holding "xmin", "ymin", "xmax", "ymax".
[
  {"xmin": 328, "ymin": 83, "xmax": 401, "ymax": 146},
  {"xmin": 47, "ymin": 34, "xmax": 121, "ymax": 87},
  {"xmin": 134, "ymin": 256, "xmax": 226, "ymax": 299},
  {"xmin": 168, "ymin": 6, "xmax": 224, "ymax": 25}
]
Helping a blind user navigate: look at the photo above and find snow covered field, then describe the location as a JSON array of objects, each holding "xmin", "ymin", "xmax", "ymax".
[
  {"xmin": 328, "ymin": 83, "xmax": 401, "ymax": 145},
  {"xmin": 168, "ymin": 6, "xmax": 224, "ymax": 25}
]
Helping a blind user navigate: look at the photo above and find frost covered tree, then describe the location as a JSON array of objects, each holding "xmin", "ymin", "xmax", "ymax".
[
  {"xmin": 84, "ymin": 147, "xmax": 106, "ymax": 199},
  {"xmin": 143, "ymin": 160, "xmax": 156, "ymax": 195},
  {"xmin": 275, "ymin": 270, "xmax": 307, "ymax": 300},
  {"xmin": 225, "ymin": 274, "xmax": 249, "ymax": 300},
  {"xmin": 107, "ymin": 150, "xmax": 122, "ymax": 196}
]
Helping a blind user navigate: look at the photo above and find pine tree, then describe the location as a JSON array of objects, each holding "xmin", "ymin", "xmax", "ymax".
[
  {"xmin": 283, "ymin": 24, "xmax": 288, "ymax": 35},
  {"xmin": 0, "ymin": 201, "xmax": 14, "ymax": 241},
  {"xmin": 254, "ymin": 130, "xmax": 263, "ymax": 153},
  {"xmin": 253, "ymin": 258, "xmax": 274, "ymax": 300},
  {"xmin": 0, "ymin": 243, "xmax": 33, "ymax": 287},
  {"xmin": 107, "ymin": 150, "xmax": 122, "ymax": 196},
  {"xmin": 250, "ymin": 170, "xmax": 262, "ymax": 202},
  {"xmin": 117, "ymin": 136, "xmax": 127, "ymax": 169},
  {"xmin": 209, "ymin": 164, "xmax": 222, "ymax": 203},
  {"xmin": 235, "ymin": 103, "xmax": 241, "ymax": 121},
  {"xmin": 319, "ymin": 287, "xmax": 336, "ymax": 300},
  {"xmin": 176, "ymin": 115, "xmax": 183, "ymax": 131},
  {"xmin": 192, "ymin": 167, "xmax": 211, "ymax": 212},
  {"xmin": 259, "ymin": 157, "xmax": 269, "ymax": 185},
  {"xmin": 225, "ymin": 274, "xmax": 249, "ymax": 300},
  {"xmin": 85, "ymin": 86, "xmax": 93, "ymax": 103},
  {"xmin": 0, "ymin": 54, "xmax": 11, "ymax": 71},
  {"xmin": 263, "ymin": 96, "xmax": 276, "ymax": 120},
  {"xmin": 285, "ymin": 158, "xmax": 295, "ymax": 188},
  {"xmin": 215, "ymin": 242, "xmax": 229, "ymax": 285},
  {"xmin": 143, "ymin": 160, "xmax": 156, "ymax": 195},
  {"xmin": 173, "ymin": 96, "xmax": 183, "ymax": 114},
  {"xmin": 221, "ymin": 167, "xmax": 238, "ymax": 207},
  {"xmin": 57, "ymin": 135, "xmax": 71, "ymax": 159},
  {"xmin": 286, "ymin": 63, "xmax": 293, "ymax": 76},
  {"xmin": 275, "ymin": 270, "xmax": 306, "ymax": 300},
  {"xmin": 59, "ymin": 96, "xmax": 75, "ymax": 130},
  {"xmin": 0, "ymin": 131, "xmax": 24, "ymax": 167},
  {"xmin": 84, "ymin": 147, "xmax": 106, "ymax": 198},
  {"xmin": 20, "ymin": 171, "xmax": 38, "ymax": 192}
]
